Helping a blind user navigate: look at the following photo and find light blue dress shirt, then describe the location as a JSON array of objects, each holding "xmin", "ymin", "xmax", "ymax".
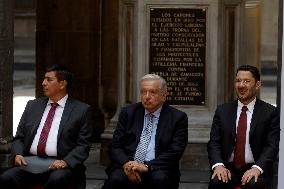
[{"xmin": 144, "ymin": 106, "xmax": 162, "ymax": 162}]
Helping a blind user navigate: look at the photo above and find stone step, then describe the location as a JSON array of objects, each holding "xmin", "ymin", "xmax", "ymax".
[
  {"xmin": 13, "ymin": 69, "xmax": 35, "ymax": 87},
  {"xmin": 261, "ymin": 75, "xmax": 277, "ymax": 86}
]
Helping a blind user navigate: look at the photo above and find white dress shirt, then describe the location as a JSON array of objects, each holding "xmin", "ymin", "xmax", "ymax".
[{"xmin": 29, "ymin": 95, "xmax": 68, "ymax": 157}]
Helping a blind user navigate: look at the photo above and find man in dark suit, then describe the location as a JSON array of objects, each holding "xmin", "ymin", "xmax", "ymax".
[
  {"xmin": 207, "ymin": 65, "xmax": 280, "ymax": 189},
  {"xmin": 0, "ymin": 65, "xmax": 93, "ymax": 188},
  {"xmin": 102, "ymin": 74, "xmax": 188, "ymax": 189}
]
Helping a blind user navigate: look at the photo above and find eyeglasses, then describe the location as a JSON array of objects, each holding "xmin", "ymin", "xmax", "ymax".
[{"xmin": 235, "ymin": 79, "xmax": 251, "ymax": 85}]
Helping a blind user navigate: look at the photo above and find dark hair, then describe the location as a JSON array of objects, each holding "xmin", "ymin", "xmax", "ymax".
[
  {"xmin": 236, "ymin": 65, "xmax": 260, "ymax": 81},
  {"xmin": 46, "ymin": 64, "xmax": 73, "ymax": 92}
]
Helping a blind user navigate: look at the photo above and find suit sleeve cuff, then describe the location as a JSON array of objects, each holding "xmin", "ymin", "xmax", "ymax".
[
  {"xmin": 212, "ymin": 163, "xmax": 225, "ymax": 170},
  {"xmin": 145, "ymin": 162, "xmax": 153, "ymax": 171},
  {"xmin": 252, "ymin": 165, "xmax": 264, "ymax": 174}
]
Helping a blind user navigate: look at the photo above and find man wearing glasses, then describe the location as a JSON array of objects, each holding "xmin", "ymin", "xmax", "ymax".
[{"xmin": 207, "ymin": 65, "xmax": 280, "ymax": 189}]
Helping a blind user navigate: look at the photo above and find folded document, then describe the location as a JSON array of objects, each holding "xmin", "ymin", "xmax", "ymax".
[{"xmin": 20, "ymin": 156, "xmax": 57, "ymax": 174}]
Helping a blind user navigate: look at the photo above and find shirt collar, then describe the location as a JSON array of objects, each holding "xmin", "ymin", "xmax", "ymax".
[
  {"xmin": 48, "ymin": 94, "xmax": 68, "ymax": 108},
  {"xmin": 145, "ymin": 104, "xmax": 163, "ymax": 118},
  {"xmin": 238, "ymin": 98, "xmax": 256, "ymax": 113}
]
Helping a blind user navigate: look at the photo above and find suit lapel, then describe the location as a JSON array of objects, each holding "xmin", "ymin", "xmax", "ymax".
[
  {"xmin": 155, "ymin": 104, "xmax": 168, "ymax": 148},
  {"xmin": 57, "ymin": 97, "xmax": 74, "ymax": 141},
  {"xmin": 229, "ymin": 101, "xmax": 238, "ymax": 138},
  {"xmin": 249, "ymin": 99, "xmax": 260, "ymax": 136},
  {"xmin": 135, "ymin": 105, "xmax": 146, "ymax": 143},
  {"xmin": 28, "ymin": 98, "xmax": 48, "ymax": 146}
]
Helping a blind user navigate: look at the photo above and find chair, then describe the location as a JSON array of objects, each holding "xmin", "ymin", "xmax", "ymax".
[
  {"xmin": 28, "ymin": 184, "xmax": 45, "ymax": 189},
  {"xmin": 233, "ymin": 186, "xmax": 266, "ymax": 189}
]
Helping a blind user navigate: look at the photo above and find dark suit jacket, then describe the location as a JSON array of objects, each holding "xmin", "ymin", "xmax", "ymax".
[
  {"xmin": 207, "ymin": 99, "xmax": 280, "ymax": 174},
  {"xmin": 108, "ymin": 102, "xmax": 188, "ymax": 174},
  {"xmin": 11, "ymin": 96, "xmax": 93, "ymax": 170}
]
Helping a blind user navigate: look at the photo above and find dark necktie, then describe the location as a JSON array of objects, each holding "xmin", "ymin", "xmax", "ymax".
[
  {"xmin": 37, "ymin": 102, "xmax": 58, "ymax": 156},
  {"xmin": 233, "ymin": 106, "xmax": 248, "ymax": 169},
  {"xmin": 134, "ymin": 113, "xmax": 153, "ymax": 163}
]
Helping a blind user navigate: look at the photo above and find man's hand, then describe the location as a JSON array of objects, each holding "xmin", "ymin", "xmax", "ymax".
[
  {"xmin": 211, "ymin": 165, "xmax": 231, "ymax": 183},
  {"xmin": 123, "ymin": 161, "xmax": 149, "ymax": 183},
  {"xmin": 123, "ymin": 161, "xmax": 141, "ymax": 183},
  {"xmin": 48, "ymin": 160, "xmax": 68, "ymax": 170},
  {"xmin": 131, "ymin": 162, "xmax": 148, "ymax": 173},
  {"xmin": 14, "ymin": 155, "xmax": 27, "ymax": 166},
  {"xmin": 241, "ymin": 167, "xmax": 261, "ymax": 185}
]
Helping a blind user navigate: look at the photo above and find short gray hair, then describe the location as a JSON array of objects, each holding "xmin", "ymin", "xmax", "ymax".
[{"xmin": 140, "ymin": 74, "xmax": 167, "ymax": 91}]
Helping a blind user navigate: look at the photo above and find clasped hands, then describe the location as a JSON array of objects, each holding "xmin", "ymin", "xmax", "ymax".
[
  {"xmin": 123, "ymin": 161, "xmax": 149, "ymax": 184},
  {"xmin": 212, "ymin": 165, "xmax": 261, "ymax": 185},
  {"xmin": 15, "ymin": 154, "xmax": 68, "ymax": 170}
]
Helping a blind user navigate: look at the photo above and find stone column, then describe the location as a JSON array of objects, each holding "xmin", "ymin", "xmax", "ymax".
[
  {"xmin": 0, "ymin": 0, "xmax": 13, "ymax": 171},
  {"xmin": 277, "ymin": 0, "xmax": 282, "ymax": 107},
  {"xmin": 100, "ymin": 0, "xmax": 136, "ymax": 165},
  {"xmin": 240, "ymin": 0, "xmax": 261, "ymax": 67}
]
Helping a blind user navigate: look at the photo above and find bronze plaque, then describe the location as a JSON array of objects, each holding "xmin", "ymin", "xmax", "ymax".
[{"xmin": 149, "ymin": 8, "xmax": 206, "ymax": 106}]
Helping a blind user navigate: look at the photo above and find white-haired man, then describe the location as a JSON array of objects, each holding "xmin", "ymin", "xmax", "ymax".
[{"xmin": 102, "ymin": 74, "xmax": 188, "ymax": 189}]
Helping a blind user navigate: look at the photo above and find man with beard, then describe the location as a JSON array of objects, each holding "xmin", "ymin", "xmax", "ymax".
[
  {"xmin": 207, "ymin": 65, "xmax": 280, "ymax": 189},
  {"xmin": 102, "ymin": 74, "xmax": 188, "ymax": 189}
]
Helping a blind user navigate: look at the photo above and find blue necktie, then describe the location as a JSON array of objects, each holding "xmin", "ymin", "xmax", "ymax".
[{"xmin": 134, "ymin": 113, "xmax": 153, "ymax": 163}]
